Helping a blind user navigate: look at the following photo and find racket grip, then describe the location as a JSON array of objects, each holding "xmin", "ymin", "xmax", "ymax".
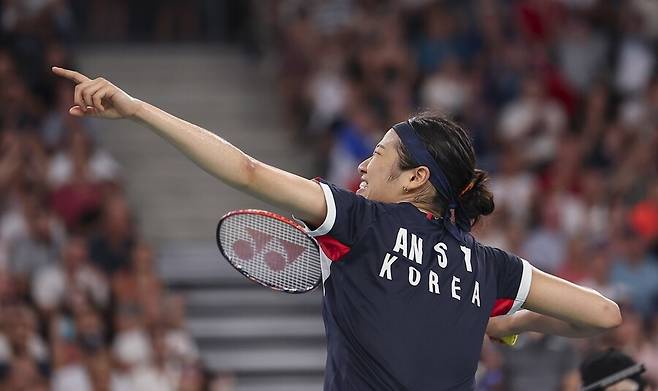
[{"xmin": 489, "ymin": 334, "xmax": 518, "ymax": 346}]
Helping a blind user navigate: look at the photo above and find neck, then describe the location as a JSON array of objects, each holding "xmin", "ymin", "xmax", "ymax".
[
  {"xmin": 399, "ymin": 184, "xmax": 442, "ymax": 216},
  {"xmin": 407, "ymin": 199, "xmax": 442, "ymax": 217}
]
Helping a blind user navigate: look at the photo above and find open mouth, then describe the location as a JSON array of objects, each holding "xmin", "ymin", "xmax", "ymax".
[{"xmin": 359, "ymin": 180, "xmax": 368, "ymax": 190}]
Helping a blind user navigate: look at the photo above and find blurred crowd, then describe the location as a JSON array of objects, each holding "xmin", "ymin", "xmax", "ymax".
[
  {"xmin": 0, "ymin": 0, "xmax": 255, "ymax": 43},
  {"xmin": 0, "ymin": 2, "xmax": 217, "ymax": 390},
  {"xmin": 268, "ymin": 0, "xmax": 658, "ymax": 389},
  {"xmin": 4, "ymin": 0, "xmax": 658, "ymax": 390}
]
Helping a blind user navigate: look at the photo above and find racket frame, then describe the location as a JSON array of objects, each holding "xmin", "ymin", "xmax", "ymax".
[{"xmin": 216, "ymin": 209, "xmax": 322, "ymax": 294}]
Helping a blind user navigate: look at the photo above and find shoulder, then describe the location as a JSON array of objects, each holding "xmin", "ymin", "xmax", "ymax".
[
  {"xmin": 318, "ymin": 181, "xmax": 400, "ymax": 216},
  {"xmin": 471, "ymin": 239, "xmax": 529, "ymax": 269},
  {"xmin": 470, "ymin": 237, "xmax": 503, "ymax": 257}
]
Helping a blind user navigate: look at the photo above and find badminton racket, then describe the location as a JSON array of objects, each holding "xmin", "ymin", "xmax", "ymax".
[{"xmin": 216, "ymin": 209, "xmax": 322, "ymax": 293}]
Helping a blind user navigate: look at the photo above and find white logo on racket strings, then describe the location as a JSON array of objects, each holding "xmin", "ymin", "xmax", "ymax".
[
  {"xmin": 378, "ymin": 227, "xmax": 481, "ymax": 307},
  {"xmin": 232, "ymin": 227, "xmax": 306, "ymax": 272}
]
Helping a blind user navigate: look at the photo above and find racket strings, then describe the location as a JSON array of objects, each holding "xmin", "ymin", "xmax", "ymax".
[{"xmin": 218, "ymin": 213, "xmax": 322, "ymax": 292}]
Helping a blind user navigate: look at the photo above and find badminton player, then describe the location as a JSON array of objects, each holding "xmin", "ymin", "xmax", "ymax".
[{"xmin": 52, "ymin": 67, "xmax": 622, "ymax": 390}]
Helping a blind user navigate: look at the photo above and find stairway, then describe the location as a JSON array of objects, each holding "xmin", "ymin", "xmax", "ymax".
[
  {"xmin": 75, "ymin": 44, "xmax": 314, "ymax": 242},
  {"xmin": 75, "ymin": 45, "xmax": 325, "ymax": 390},
  {"xmin": 159, "ymin": 242, "xmax": 325, "ymax": 391}
]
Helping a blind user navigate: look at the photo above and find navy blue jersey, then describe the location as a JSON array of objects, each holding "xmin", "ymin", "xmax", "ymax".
[{"xmin": 302, "ymin": 182, "xmax": 533, "ymax": 391}]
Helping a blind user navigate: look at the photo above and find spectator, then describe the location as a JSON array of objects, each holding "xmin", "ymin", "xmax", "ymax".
[
  {"xmin": 521, "ymin": 196, "xmax": 568, "ymax": 273},
  {"xmin": 558, "ymin": 168, "xmax": 611, "ymax": 242},
  {"xmin": 415, "ymin": 6, "xmax": 475, "ymax": 75},
  {"xmin": 0, "ymin": 305, "xmax": 49, "ymax": 376},
  {"xmin": 88, "ymin": 195, "xmax": 135, "ymax": 274},
  {"xmin": 614, "ymin": 9, "xmax": 655, "ymax": 97},
  {"xmin": 8, "ymin": 198, "xmax": 65, "ymax": 291},
  {"xmin": 630, "ymin": 180, "xmax": 658, "ymax": 245},
  {"xmin": 326, "ymin": 106, "xmax": 381, "ymax": 190},
  {"xmin": 0, "ymin": 2, "xmax": 201, "ymax": 389},
  {"xmin": 580, "ymin": 348, "xmax": 650, "ymax": 391},
  {"xmin": 498, "ymin": 76, "xmax": 567, "ymax": 168},
  {"xmin": 611, "ymin": 230, "xmax": 658, "ymax": 316},
  {"xmin": 162, "ymin": 295, "xmax": 199, "ymax": 365},
  {"xmin": 2, "ymin": 354, "xmax": 48, "ymax": 390},
  {"xmin": 112, "ymin": 241, "xmax": 164, "ymax": 327},
  {"xmin": 32, "ymin": 235, "xmax": 109, "ymax": 314},
  {"xmin": 47, "ymin": 128, "xmax": 119, "ymax": 189},
  {"xmin": 130, "ymin": 327, "xmax": 177, "ymax": 390},
  {"xmin": 178, "ymin": 363, "xmax": 206, "ymax": 391},
  {"xmin": 606, "ymin": 309, "xmax": 658, "ymax": 384},
  {"xmin": 86, "ymin": 349, "xmax": 132, "ymax": 391},
  {"xmin": 556, "ymin": 15, "xmax": 608, "ymax": 93},
  {"xmin": 421, "ymin": 57, "xmax": 472, "ymax": 116},
  {"xmin": 489, "ymin": 145, "xmax": 536, "ymax": 226},
  {"xmin": 557, "ymin": 236, "xmax": 590, "ymax": 284},
  {"xmin": 112, "ymin": 302, "xmax": 151, "ymax": 369},
  {"xmin": 579, "ymin": 245, "xmax": 629, "ymax": 305}
]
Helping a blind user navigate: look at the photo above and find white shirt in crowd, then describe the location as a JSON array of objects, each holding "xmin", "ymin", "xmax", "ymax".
[
  {"xmin": 32, "ymin": 264, "xmax": 109, "ymax": 311},
  {"xmin": 47, "ymin": 150, "xmax": 119, "ymax": 188}
]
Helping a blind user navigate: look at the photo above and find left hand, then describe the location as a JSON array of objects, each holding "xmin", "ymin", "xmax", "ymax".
[
  {"xmin": 486, "ymin": 316, "xmax": 511, "ymax": 339},
  {"xmin": 52, "ymin": 67, "xmax": 143, "ymax": 119},
  {"xmin": 486, "ymin": 316, "xmax": 519, "ymax": 346}
]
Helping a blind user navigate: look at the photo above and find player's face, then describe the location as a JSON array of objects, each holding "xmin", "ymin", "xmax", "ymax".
[{"xmin": 356, "ymin": 129, "xmax": 407, "ymax": 202}]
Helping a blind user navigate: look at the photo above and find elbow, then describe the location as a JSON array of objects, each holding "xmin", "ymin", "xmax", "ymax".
[
  {"xmin": 237, "ymin": 155, "xmax": 260, "ymax": 190},
  {"xmin": 595, "ymin": 299, "xmax": 622, "ymax": 330}
]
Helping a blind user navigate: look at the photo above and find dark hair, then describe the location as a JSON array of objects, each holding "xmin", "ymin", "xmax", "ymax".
[
  {"xmin": 580, "ymin": 348, "xmax": 647, "ymax": 390},
  {"xmin": 396, "ymin": 113, "xmax": 494, "ymax": 227}
]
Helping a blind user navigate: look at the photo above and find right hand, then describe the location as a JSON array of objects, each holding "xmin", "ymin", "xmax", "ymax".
[{"xmin": 52, "ymin": 67, "xmax": 142, "ymax": 119}]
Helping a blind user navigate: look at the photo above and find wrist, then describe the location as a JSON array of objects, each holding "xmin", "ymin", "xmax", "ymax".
[
  {"xmin": 508, "ymin": 310, "xmax": 538, "ymax": 334},
  {"xmin": 129, "ymin": 99, "xmax": 147, "ymax": 121}
]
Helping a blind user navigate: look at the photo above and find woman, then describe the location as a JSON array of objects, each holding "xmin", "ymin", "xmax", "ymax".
[{"xmin": 52, "ymin": 67, "xmax": 621, "ymax": 390}]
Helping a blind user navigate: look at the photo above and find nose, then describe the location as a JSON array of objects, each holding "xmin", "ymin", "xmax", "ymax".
[{"xmin": 358, "ymin": 157, "xmax": 370, "ymax": 174}]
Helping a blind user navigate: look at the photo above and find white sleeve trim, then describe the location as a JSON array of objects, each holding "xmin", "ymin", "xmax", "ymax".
[
  {"xmin": 506, "ymin": 258, "xmax": 533, "ymax": 315},
  {"xmin": 295, "ymin": 182, "xmax": 336, "ymax": 237}
]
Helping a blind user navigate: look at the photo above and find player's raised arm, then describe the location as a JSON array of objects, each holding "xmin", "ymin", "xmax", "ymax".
[{"xmin": 51, "ymin": 67, "xmax": 327, "ymax": 226}]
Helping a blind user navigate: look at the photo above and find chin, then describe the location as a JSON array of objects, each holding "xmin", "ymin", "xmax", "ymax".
[{"xmin": 355, "ymin": 188, "xmax": 368, "ymax": 198}]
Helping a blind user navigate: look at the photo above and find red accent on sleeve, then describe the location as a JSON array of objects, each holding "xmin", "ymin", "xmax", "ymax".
[
  {"xmin": 316, "ymin": 235, "xmax": 351, "ymax": 262},
  {"xmin": 490, "ymin": 298, "xmax": 514, "ymax": 317}
]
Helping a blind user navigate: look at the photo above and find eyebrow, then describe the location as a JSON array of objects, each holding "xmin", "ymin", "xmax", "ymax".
[{"xmin": 375, "ymin": 144, "xmax": 385, "ymax": 149}]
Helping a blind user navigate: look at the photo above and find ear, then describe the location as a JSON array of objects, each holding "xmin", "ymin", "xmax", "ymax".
[{"xmin": 405, "ymin": 166, "xmax": 431, "ymax": 191}]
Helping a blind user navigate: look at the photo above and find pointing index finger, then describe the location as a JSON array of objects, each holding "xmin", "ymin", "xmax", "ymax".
[{"xmin": 52, "ymin": 66, "xmax": 91, "ymax": 84}]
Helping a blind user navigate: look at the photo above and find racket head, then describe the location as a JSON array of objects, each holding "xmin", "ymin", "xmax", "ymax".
[{"xmin": 216, "ymin": 209, "xmax": 322, "ymax": 294}]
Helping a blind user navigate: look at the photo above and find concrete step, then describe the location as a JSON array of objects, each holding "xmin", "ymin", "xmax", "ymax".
[
  {"xmin": 157, "ymin": 241, "xmax": 243, "ymax": 285},
  {"xmin": 234, "ymin": 375, "xmax": 324, "ymax": 391},
  {"xmin": 202, "ymin": 345, "xmax": 325, "ymax": 373},
  {"xmin": 185, "ymin": 287, "xmax": 321, "ymax": 309},
  {"xmin": 188, "ymin": 314, "xmax": 324, "ymax": 340}
]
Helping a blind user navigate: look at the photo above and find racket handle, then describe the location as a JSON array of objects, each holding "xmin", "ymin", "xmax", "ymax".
[{"xmin": 490, "ymin": 334, "xmax": 519, "ymax": 346}]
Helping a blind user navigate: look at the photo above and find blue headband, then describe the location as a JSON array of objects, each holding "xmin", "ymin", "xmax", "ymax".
[{"xmin": 392, "ymin": 120, "xmax": 470, "ymax": 239}]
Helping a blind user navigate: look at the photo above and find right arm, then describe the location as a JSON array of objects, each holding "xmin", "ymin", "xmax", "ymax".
[
  {"xmin": 521, "ymin": 268, "xmax": 622, "ymax": 334},
  {"xmin": 488, "ymin": 309, "xmax": 613, "ymax": 339},
  {"xmin": 488, "ymin": 268, "xmax": 622, "ymax": 339},
  {"xmin": 51, "ymin": 67, "xmax": 326, "ymax": 227}
]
